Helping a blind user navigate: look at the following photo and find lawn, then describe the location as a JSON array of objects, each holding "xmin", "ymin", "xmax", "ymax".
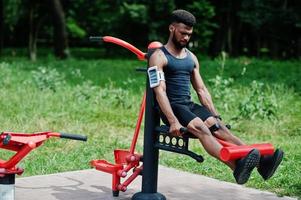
[{"xmin": 0, "ymin": 53, "xmax": 300, "ymax": 198}]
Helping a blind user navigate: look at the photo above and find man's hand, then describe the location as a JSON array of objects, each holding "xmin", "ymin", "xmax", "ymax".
[{"xmin": 169, "ymin": 121, "xmax": 184, "ymax": 137}]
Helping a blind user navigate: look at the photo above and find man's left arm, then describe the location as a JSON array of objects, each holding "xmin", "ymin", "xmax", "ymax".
[{"xmin": 190, "ymin": 53, "xmax": 219, "ymax": 117}]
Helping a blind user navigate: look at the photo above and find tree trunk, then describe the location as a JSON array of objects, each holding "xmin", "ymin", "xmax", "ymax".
[
  {"xmin": 49, "ymin": 0, "xmax": 69, "ymax": 59},
  {"xmin": 208, "ymin": 0, "xmax": 227, "ymax": 57},
  {"xmin": 231, "ymin": 1, "xmax": 242, "ymax": 56},
  {"xmin": 297, "ymin": 37, "xmax": 301, "ymax": 58},
  {"xmin": 0, "ymin": 0, "xmax": 4, "ymax": 55},
  {"xmin": 226, "ymin": 0, "xmax": 232, "ymax": 55},
  {"xmin": 29, "ymin": 3, "xmax": 37, "ymax": 61}
]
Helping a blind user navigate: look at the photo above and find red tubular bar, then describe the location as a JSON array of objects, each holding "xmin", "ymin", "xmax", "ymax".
[
  {"xmin": 216, "ymin": 138, "xmax": 236, "ymax": 147},
  {"xmin": 0, "ymin": 142, "xmax": 36, "ymax": 169},
  {"xmin": 112, "ymin": 172, "xmax": 121, "ymax": 194},
  {"xmin": 117, "ymin": 167, "xmax": 143, "ymax": 192},
  {"xmin": 220, "ymin": 143, "xmax": 274, "ymax": 161},
  {"xmin": 118, "ymin": 161, "xmax": 140, "ymax": 177},
  {"xmin": 0, "ymin": 131, "xmax": 85, "ymax": 173},
  {"xmin": 90, "ymin": 160, "xmax": 123, "ymax": 174},
  {"xmin": 103, "ymin": 36, "xmax": 146, "ymax": 60},
  {"xmin": 130, "ymin": 92, "xmax": 146, "ymax": 154}
]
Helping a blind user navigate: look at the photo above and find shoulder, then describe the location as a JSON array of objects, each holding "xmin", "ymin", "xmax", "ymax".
[
  {"xmin": 148, "ymin": 48, "xmax": 168, "ymax": 67},
  {"xmin": 150, "ymin": 48, "xmax": 167, "ymax": 60},
  {"xmin": 187, "ymin": 49, "xmax": 199, "ymax": 68}
]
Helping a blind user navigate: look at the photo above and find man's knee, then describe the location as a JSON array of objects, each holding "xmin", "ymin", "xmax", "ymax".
[
  {"xmin": 204, "ymin": 116, "xmax": 234, "ymax": 140},
  {"xmin": 204, "ymin": 116, "xmax": 223, "ymax": 133},
  {"xmin": 204, "ymin": 116, "xmax": 217, "ymax": 127},
  {"xmin": 187, "ymin": 118, "xmax": 212, "ymax": 137}
]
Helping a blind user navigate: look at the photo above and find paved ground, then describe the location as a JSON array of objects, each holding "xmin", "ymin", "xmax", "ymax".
[{"xmin": 15, "ymin": 166, "xmax": 296, "ymax": 200}]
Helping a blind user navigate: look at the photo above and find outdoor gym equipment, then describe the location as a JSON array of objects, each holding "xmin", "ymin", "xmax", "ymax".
[
  {"xmin": 89, "ymin": 36, "xmax": 275, "ymax": 200},
  {"xmin": 0, "ymin": 131, "xmax": 87, "ymax": 200}
]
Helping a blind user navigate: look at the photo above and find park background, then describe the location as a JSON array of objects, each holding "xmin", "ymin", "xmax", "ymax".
[{"xmin": 0, "ymin": 0, "xmax": 300, "ymax": 199}]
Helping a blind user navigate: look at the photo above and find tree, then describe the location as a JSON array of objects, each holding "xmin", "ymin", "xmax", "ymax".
[
  {"xmin": 49, "ymin": 0, "xmax": 69, "ymax": 59},
  {"xmin": 0, "ymin": 0, "xmax": 3, "ymax": 55},
  {"xmin": 186, "ymin": 0, "xmax": 217, "ymax": 53},
  {"xmin": 28, "ymin": 0, "xmax": 47, "ymax": 61}
]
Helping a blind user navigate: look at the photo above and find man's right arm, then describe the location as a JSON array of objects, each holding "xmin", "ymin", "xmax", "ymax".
[{"xmin": 149, "ymin": 49, "xmax": 183, "ymax": 136}]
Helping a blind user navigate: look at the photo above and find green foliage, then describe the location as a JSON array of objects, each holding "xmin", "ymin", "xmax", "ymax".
[
  {"xmin": 66, "ymin": 17, "xmax": 86, "ymax": 38},
  {"xmin": 3, "ymin": 0, "xmax": 23, "ymax": 30},
  {"xmin": 0, "ymin": 56, "xmax": 300, "ymax": 198},
  {"xmin": 32, "ymin": 67, "xmax": 65, "ymax": 92},
  {"xmin": 2, "ymin": 0, "xmax": 301, "ymax": 59},
  {"xmin": 238, "ymin": 81, "xmax": 278, "ymax": 120},
  {"xmin": 239, "ymin": 0, "xmax": 271, "ymax": 29},
  {"xmin": 73, "ymin": 80, "xmax": 98, "ymax": 101},
  {"xmin": 207, "ymin": 52, "xmax": 278, "ymax": 119},
  {"xmin": 186, "ymin": 0, "xmax": 217, "ymax": 51},
  {"xmin": 121, "ymin": 3, "xmax": 148, "ymax": 24},
  {"xmin": 239, "ymin": 0, "xmax": 300, "ymax": 30},
  {"xmin": 147, "ymin": 0, "xmax": 175, "ymax": 42},
  {"xmin": 208, "ymin": 75, "xmax": 234, "ymax": 112},
  {"xmin": 0, "ymin": 62, "xmax": 12, "ymax": 86}
]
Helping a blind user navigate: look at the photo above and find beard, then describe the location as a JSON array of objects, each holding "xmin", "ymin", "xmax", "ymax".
[{"xmin": 172, "ymin": 32, "xmax": 187, "ymax": 50}]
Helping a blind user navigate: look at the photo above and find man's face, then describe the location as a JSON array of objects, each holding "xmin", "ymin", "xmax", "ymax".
[{"xmin": 170, "ymin": 23, "xmax": 193, "ymax": 49}]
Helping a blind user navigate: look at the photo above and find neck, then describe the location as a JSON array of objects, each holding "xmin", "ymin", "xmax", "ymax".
[{"xmin": 165, "ymin": 38, "xmax": 186, "ymax": 58}]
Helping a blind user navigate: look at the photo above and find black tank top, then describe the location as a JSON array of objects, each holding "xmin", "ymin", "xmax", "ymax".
[{"xmin": 161, "ymin": 46, "xmax": 195, "ymax": 104}]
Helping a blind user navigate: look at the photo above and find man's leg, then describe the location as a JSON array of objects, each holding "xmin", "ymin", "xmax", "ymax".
[
  {"xmin": 203, "ymin": 116, "xmax": 245, "ymax": 145},
  {"xmin": 187, "ymin": 117, "xmax": 260, "ymax": 184},
  {"xmin": 187, "ymin": 117, "xmax": 227, "ymax": 163},
  {"xmin": 203, "ymin": 114, "xmax": 284, "ymax": 181},
  {"xmin": 190, "ymin": 103, "xmax": 244, "ymax": 145},
  {"xmin": 257, "ymin": 149, "xmax": 284, "ymax": 180}
]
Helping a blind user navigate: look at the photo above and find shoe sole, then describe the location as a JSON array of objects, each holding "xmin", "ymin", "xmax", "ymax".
[
  {"xmin": 235, "ymin": 150, "xmax": 260, "ymax": 184},
  {"xmin": 262, "ymin": 150, "xmax": 284, "ymax": 180}
]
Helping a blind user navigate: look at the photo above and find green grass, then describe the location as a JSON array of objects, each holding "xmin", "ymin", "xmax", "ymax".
[{"xmin": 0, "ymin": 54, "xmax": 300, "ymax": 198}]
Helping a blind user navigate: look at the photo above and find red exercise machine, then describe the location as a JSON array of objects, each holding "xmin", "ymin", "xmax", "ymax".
[
  {"xmin": 0, "ymin": 131, "xmax": 87, "ymax": 200},
  {"xmin": 89, "ymin": 36, "xmax": 275, "ymax": 199}
]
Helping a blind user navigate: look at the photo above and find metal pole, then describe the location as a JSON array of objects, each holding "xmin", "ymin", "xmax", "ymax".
[
  {"xmin": 132, "ymin": 74, "xmax": 166, "ymax": 200},
  {"xmin": 0, "ymin": 174, "xmax": 15, "ymax": 200}
]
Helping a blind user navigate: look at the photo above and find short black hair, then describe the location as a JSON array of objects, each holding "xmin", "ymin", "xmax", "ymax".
[{"xmin": 170, "ymin": 9, "xmax": 196, "ymax": 27}]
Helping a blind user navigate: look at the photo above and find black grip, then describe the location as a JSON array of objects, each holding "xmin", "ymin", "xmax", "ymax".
[
  {"xmin": 180, "ymin": 127, "xmax": 188, "ymax": 134},
  {"xmin": 89, "ymin": 36, "xmax": 103, "ymax": 42},
  {"xmin": 60, "ymin": 133, "xmax": 87, "ymax": 141},
  {"xmin": 135, "ymin": 67, "xmax": 147, "ymax": 72}
]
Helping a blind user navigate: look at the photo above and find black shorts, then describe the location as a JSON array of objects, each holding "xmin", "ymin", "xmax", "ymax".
[{"xmin": 160, "ymin": 102, "xmax": 213, "ymax": 127}]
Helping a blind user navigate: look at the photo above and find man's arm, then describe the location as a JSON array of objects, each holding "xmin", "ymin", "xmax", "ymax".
[
  {"xmin": 190, "ymin": 53, "xmax": 219, "ymax": 116},
  {"xmin": 149, "ymin": 49, "xmax": 183, "ymax": 136}
]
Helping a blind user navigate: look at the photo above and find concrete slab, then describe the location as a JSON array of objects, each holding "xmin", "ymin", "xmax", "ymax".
[{"xmin": 15, "ymin": 166, "xmax": 296, "ymax": 200}]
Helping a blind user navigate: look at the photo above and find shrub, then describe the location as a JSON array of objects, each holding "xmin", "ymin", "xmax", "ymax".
[
  {"xmin": 238, "ymin": 80, "xmax": 278, "ymax": 119},
  {"xmin": 32, "ymin": 67, "xmax": 65, "ymax": 92}
]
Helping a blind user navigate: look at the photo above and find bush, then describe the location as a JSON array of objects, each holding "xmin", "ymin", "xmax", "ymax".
[
  {"xmin": 32, "ymin": 67, "xmax": 65, "ymax": 92},
  {"xmin": 238, "ymin": 80, "xmax": 278, "ymax": 119}
]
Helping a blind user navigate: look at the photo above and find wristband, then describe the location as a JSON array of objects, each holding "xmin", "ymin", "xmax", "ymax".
[{"xmin": 214, "ymin": 115, "xmax": 222, "ymax": 120}]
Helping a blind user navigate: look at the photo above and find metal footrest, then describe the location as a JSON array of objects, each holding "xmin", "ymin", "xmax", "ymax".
[{"xmin": 155, "ymin": 125, "xmax": 204, "ymax": 163}]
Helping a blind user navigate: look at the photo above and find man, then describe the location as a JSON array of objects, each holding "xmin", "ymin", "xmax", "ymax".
[{"xmin": 149, "ymin": 9, "xmax": 283, "ymax": 184}]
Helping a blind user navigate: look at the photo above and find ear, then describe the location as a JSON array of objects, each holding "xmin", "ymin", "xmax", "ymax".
[{"xmin": 169, "ymin": 24, "xmax": 175, "ymax": 33}]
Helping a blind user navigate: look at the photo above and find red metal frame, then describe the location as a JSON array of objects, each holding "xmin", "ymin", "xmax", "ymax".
[
  {"xmin": 102, "ymin": 36, "xmax": 146, "ymax": 60},
  {"xmin": 91, "ymin": 93, "xmax": 145, "ymax": 194},
  {"xmin": 90, "ymin": 37, "xmax": 152, "ymax": 195},
  {"xmin": 0, "ymin": 132, "xmax": 80, "ymax": 177}
]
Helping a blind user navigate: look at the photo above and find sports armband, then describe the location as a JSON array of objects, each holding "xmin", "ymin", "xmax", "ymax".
[{"xmin": 147, "ymin": 66, "xmax": 165, "ymax": 88}]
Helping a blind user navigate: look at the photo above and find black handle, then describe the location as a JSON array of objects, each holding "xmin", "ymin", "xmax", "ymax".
[
  {"xmin": 156, "ymin": 125, "xmax": 188, "ymax": 135},
  {"xmin": 89, "ymin": 36, "xmax": 103, "ymax": 42},
  {"xmin": 180, "ymin": 127, "xmax": 188, "ymax": 134},
  {"xmin": 135, "ymin": 67, "xmax": 147, "ymax": 72},
  {"xmin": 60, "ymin": 133, "xmax": 87, "ymax": 141}
]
